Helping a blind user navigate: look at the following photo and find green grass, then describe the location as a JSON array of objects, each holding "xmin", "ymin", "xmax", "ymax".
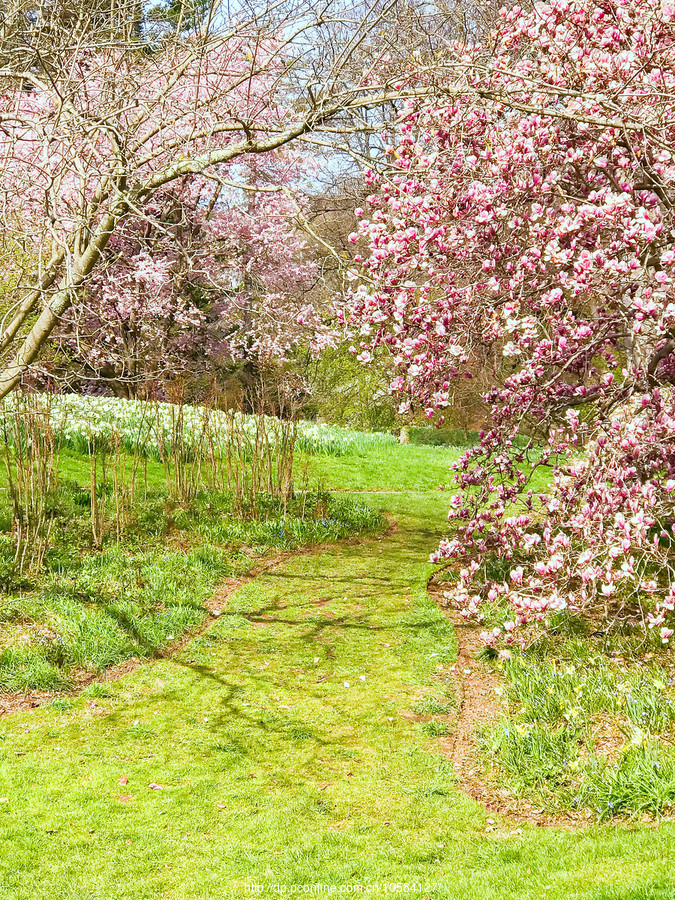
[
  {"xmin": 0, "ymin": 448, "xmax": 385, "ymax": 689},
  {"xmin": 480, "ymin": 648, "xmax": 675, "ymax": 819},
  {"xmin": 0, "ymin": 546, "xmax": 232, "ymax": 690},
  {"xmin": 0, "ymin": 441, "xmax": 674, "ymax": 897},
  {"xmin": 299, "ymin": 443, "xmax": 459, "ymax": 493},
  {"xmin": 481, "ymin": 720, "xmax": 581, "ymax": 793},
  {"xmin": 0, "ymin": 434, "xmax": 675, "ymax": 900},
  {"xmin": 577, "ymin": 741, "xmax": 675, "ymax": 820},
  {"xmin": 501, "ymin": 652, "xmax": 675, "ymax": 733},
  {"xmin": 412, "ymin": 694, "xmax": 454, "ymax": 716},
  {"xmin": 191, "ymin": 493, "xmax": 384, "ymax": 548}
]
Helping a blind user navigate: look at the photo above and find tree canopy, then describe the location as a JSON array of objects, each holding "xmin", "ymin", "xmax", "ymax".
[{"xmin": 348, "ymin": 0, "xmax": 675, "ymax": 647}]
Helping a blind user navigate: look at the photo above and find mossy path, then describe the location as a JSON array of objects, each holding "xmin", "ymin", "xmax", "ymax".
[{"xmin": 0, "ymin": 489, "xmax": 674, "ymax": 899}]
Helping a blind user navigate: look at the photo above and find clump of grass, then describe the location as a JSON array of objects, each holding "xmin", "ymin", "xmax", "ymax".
[
  {"xmin": 195, "ymin": 493, "xmax": 385, "ymax": 549},
  {"xmin": 49, "ymin": 698, "xmax": 75, "ymax": 711},
  {"xmin": 122, "ymin": 722, "xmax": 156, "ymax": 740},
  {"xmin": 573, "ymin": 741, "xmax": 675, "ymax": 821},
  {"xmin": 80, "ymin": 682, "xmax": 114, "ymax": 699},
  {"xmin": 0, "ymin": 648, "xmax": 71, "ymax": 692},
  {"xmin": 419, "ymin": 721, "xmax": 450, "ymax": 738},
  {"xmin": 502, "ymin": 654, "xmax": 675, "ymax": 733},
  {"xmin": 482, "ymin": 648, "xmax": 675, "ymax": 818},
  {"xmin": 412, "ymin": 695, "xmax": 452, "ymax": 716},
  {"xmin": 480, "ymin": 721, "xmax": 580, "ymax": 793}
]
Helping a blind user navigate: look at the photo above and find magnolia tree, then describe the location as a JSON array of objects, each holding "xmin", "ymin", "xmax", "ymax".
[
  {"xmin": 0, "ymin": 0, "xmax": 430, "ymax": 398},
  {"xmin": 49, "ymin": 153, "xmax": 329, "ymax": 397},
  {"xmin": 349, "ymin": 0, "xmax": 675, "ymax": 649}
]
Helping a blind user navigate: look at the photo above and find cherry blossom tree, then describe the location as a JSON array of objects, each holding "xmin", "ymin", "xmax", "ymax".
[
  {"xmin": 47, "ymin": 153, "xmax": 329, "ymax": 398},
  {"xmin": 348, "ymin": 0, "xmax": 675, "ymax": 648},
  {"xmin": 0, "ymin": 0, "xmax": 430, "ymax": 398}
]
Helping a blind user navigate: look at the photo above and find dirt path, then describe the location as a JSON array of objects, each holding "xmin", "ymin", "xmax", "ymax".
[{"xmin": 428, "ymin": 574, "xmax": 592, "ymax": 828}]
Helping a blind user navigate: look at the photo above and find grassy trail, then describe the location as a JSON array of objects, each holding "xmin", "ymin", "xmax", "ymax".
[{"xmin": 0, "ymin": 479, "xmax": 674, "ymax": 898}]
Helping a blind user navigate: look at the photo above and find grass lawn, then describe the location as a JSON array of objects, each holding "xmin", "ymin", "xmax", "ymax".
[
  {"xmin": 0, "ymin": 447, "xmax": 383, "ymax": 691},
  {"xmin": 0, "ymin": 446, "xmax": 674, "ymax": 898}
]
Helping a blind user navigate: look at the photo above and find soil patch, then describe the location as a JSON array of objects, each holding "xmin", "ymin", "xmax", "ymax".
[{"xmin": 428, "ymin": 573, "xmax": 592, "ymax": 829}]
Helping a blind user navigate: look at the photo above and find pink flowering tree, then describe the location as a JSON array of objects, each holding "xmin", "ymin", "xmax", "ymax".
[
  {"xmin": 349, "ymin": 0, "xmax": 675, "ymax": 649},
  {"xmin": 0, "ymin": 1, "xmax": 425, "ymax": 397},
  {"xmin": 49, "ymin": 153, "xmax": 329, "ymax": 398}
]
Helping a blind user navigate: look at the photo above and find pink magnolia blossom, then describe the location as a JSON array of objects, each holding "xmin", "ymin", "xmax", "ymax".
[{"xmin": 350, "ymin": 0, "xmax": 675, "ymax": 646}]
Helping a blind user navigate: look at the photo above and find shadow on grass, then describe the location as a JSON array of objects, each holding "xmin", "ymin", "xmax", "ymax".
[
  {"xmin": 147, "ymin": 657, "xmax": 337, "ymax": 769},
  {"xmin": 234, "ymin": 609, "xmax": 441, "ymax": 637},
  {"xmin": 263, "ymin": 570, "xmax": 412, "ymax": 587}
]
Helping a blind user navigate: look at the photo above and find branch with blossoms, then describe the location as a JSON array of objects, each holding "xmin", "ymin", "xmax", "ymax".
[
  {"xmin": 439, "ymin": 394, "xmax": 675, "ymax": 652},
  {"xmin": 348, "ymin": 0, "xmax": 675, "ymax": 649},
  {"xmin": 0, "ymin": 0, "xmax": 439, "ymax": 398},
  {"xmin": 38, "ymin": 152, "xmax": 334, "ymax": 399}
]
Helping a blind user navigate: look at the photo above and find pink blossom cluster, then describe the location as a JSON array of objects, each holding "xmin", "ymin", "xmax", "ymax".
[
  {"xmin": 349, "ymin": 0, "xmax": 675, "ymax": 645},
  {"xmin": 56, "ymin": 156, "xmax": 327, "ymax": 388},
  {"xmin": 0, "ymin": 37, "xmax": 288, "ymax": 244},
  {"xmin": 0, "ymin": 33, "xmax": 330, "ymax": 392}
]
